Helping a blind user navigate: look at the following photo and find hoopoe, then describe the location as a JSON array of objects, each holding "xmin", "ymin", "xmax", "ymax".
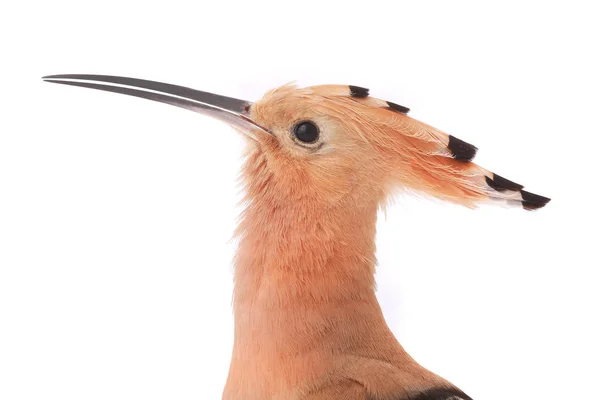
[{"xmin": 44, "ymin": 74, "xmax": 550, "ymax": 400}]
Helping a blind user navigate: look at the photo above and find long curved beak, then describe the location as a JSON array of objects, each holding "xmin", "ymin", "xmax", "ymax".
[{"xmin": 42, "ymin": 74, "xmax": 270, "ymax": 137}]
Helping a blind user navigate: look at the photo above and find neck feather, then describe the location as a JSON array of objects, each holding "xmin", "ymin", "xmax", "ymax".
[
  {"xmin": 224, "ymin": 150, "xmax": 404, "ymax": 397},
  {"xmin": 233, "ymin": 195, "xmax": 379, "ymax": 307}
]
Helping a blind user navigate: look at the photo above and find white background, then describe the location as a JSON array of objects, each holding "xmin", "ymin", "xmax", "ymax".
[{"xmin": 1, "ymin": 1, "xmax": 599, "ymax": 399}]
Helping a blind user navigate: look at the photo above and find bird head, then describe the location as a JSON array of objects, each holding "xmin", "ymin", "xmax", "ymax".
[{"xmin": 43, "ymin": 75, "xmax": 550, "ymax": 210}]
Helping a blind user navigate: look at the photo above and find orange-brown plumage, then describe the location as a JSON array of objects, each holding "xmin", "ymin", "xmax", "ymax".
[
  {"xmin": 223, "ymin": 83, "xmax": 545, "ymax": 399},
  {"xmin": 43, "ymin": 75, "xmax": 550, "ymax": 400}
]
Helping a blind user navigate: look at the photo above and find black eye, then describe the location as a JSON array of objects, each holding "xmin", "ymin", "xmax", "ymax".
[{"xmin": 293, "ymin": 121, "xmax": 320, "ymax": 144}]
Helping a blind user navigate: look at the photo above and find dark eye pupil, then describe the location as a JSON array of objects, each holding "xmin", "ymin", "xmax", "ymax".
[{"xmin": 294, "ymin": 121, "xmax": 319, "ymax": 143}]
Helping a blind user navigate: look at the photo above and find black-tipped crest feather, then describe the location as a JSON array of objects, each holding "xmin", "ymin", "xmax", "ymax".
[
  {"xmin": 447, "ymin": 135, "xmax": 478, "ymax": 162},
  {"xmin": 349, "ymin": 85, "xmax": 369, "ymax": 98},
  {"xmin": 387, "ymin": 101, "xmax": 410, "ymax": 114},
  {"xmin": 486, "ymin": 174, "xmax": 524, "ymax": 192},
  {"xmin": 409, "ymin": 387, "xmax": 473, "ymax": 400},
  {"xmin": 521, "ymin": 190, "xmax": 551, "ymax": 210}
]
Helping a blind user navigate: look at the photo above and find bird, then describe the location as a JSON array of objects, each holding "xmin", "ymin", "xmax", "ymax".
[{"xmin": 43, "ymin": 74, "xmax": 550, "ymax": 400}]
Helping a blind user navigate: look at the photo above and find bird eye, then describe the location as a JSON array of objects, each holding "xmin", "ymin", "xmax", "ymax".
[{"xmin": 293, "ymin": 121, "xmax": 320, "ymax": 144}]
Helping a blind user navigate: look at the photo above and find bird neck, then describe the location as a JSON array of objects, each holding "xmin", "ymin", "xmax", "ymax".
[
  {"xmin": 233, "ymin": 194, "xmax": 379, "ymax": 309},
  {"xmin": 224, "ymin": 150, "xmax": 405, "ymax": 398},
  {"xmin": 231, "ymin": 145, "xmax": 383, "ymax": 310}
]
